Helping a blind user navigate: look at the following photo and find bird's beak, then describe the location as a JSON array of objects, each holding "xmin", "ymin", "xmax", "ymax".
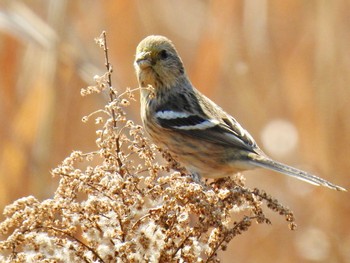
[{"xmin": 135, "ymin": 51, "xmax": 152, "ymax": 70}]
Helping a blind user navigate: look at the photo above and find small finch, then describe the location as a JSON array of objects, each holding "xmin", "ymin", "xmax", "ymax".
[{"xmin": 134, "ymin": 35, "xmax": 346, "ymax": 192}]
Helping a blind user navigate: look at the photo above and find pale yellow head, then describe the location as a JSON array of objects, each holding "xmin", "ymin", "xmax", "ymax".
[{"xmin": 134, "ymin": 35, "xmax": 185, "ymax": 90}]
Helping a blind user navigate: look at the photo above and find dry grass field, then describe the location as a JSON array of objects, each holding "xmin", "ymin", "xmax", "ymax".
[{"xmin": 0, "ymin": 1, "xmax": 349, "ymax": 262}]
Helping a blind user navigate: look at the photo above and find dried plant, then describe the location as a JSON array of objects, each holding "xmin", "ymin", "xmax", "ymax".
[{"xmin": 0, "ymin": 32, "xmax": 296, "ymax": 263}]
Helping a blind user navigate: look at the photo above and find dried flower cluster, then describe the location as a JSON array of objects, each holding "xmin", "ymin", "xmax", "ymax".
[{"xmin": 0, "ymin": 32, "xmax": 296, "ymax": 263}]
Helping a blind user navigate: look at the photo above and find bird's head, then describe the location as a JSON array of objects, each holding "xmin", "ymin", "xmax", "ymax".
[{"xmin": 134, "ymin": 35, "xmax": 185, "ymax": 90}]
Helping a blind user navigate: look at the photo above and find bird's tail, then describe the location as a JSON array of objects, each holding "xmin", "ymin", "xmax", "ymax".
[{"xmin": 249, "ymin": 155, "xmax": 346, "ymax": 191}]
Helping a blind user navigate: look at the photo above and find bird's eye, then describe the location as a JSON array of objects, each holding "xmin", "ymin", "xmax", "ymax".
[{"xmin": 159, "ymin": 50, "xmax": 168, "ymax": 60}]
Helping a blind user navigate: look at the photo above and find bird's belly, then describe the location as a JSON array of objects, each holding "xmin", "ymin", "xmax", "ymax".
[{"xmin": 148, "ymin": 130, "xmax": 255, "ymax": 178}]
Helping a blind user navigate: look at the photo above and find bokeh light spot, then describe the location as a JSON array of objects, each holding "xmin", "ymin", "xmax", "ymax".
[
  {"xmin": 261, "ymin": 119, "xmax": 298, "ymax": 157},
  {"xmin": 295, "ymin": 227, "xmax": 330, "ymax": 261}
]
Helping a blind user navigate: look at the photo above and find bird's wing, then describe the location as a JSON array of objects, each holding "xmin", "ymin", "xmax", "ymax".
[
  {"xmin": 153, "ymin": 87, "xmax": 261, "ymax": 153},
  {"xmin": 155, "ymin": 109, "xmax": 259, "ymax": 153}
]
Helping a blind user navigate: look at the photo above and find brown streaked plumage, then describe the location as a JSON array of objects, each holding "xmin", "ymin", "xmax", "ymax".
[{"xmin": 134, "ymin": 35, "xmax": 346, "ymax": 192}]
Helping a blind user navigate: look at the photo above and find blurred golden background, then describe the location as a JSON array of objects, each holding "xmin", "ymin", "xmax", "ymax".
[{"xmin": 0, "ymin": 1, "xmax": 349, "ymax": 262}]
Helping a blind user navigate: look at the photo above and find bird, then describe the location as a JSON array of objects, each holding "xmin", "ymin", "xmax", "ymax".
[{"xmin": 134, "ymin": 35, "xmax": 346, "ymax": 192}]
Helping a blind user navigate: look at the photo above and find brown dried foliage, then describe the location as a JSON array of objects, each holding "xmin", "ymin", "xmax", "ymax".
[{"xmin": 0, "ymin": 32, "xmax": 295, "ymax": 263}]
